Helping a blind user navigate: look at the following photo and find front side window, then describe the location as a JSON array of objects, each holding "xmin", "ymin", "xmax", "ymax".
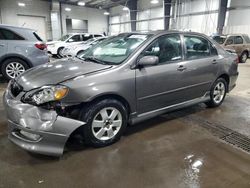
[
  {"xmin": 141, "ymin": 34, "xmax": 182, "ymax": 64},
  {"xmin": 82, "ymin": 34, "xmax": 93, "ymax": 41},
  {"xmin": 59, "ymin": 34, "xmax": 72, "ymax": 41},
  {"xmin": 70, "ymin": 35, "xmax": 81, "ymax": 42},
  {"xmin": 184, "ymin": 35, "xmax": 210, "ymax": 60},
  {"xmin": 225, "ymin": 36, "xmax": 234, "ymax": 45},
  {"xmin": 79, "ymin": 34, "xmax": 151, "ymax": 65},
  {"xmin": 0, "ymin": 29, "xmax": 24, "ymax": 40},
  {"xmin": 234, "ymin": 36, "xmax": 243, "ymax": 44}
]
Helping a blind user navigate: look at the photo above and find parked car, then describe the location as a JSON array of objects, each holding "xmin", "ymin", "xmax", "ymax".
[
  {"xmin": 47, "ymin": 33, "xmax": 104, "ymax": 57},
  {"xmin": 61, "ymin": 37, "xmax": 107, "ymax": 57},
  {"xmin": 0, "ymin": 24, "xmax": 48, "ymax": 80},
  {"xmin": 212, "ymin": 34, "xmax": 250, "ymax": 63},
  {"xmin": 4, "ymin": 31, "xmax": 238, "ymax": 156}
]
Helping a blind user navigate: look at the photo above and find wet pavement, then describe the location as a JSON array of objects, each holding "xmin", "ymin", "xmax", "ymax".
[{"xmin": 0, "ymin": 63, "xmax": 250, "ymax": 188}]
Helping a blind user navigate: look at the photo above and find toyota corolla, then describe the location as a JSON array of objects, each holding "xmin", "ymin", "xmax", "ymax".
[{"xmin": 4, "ymin": 31, "xmax": 238, "ymax": 156}]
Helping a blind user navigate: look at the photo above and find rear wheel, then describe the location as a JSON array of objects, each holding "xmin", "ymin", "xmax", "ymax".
[
  {"xmin": 205, "ymin": 78, "xmax": 227, "ymax": 108},
  {"xmin": 80, "ymin": 99, "xmax": 128, "ymax": 147},
  {"xmin": 240, "ymin": 51, "xmax": 248, "ymax": 63},
  {"xmin": 1, "ymin": 58, "xmax": 29, "ymax": 80}
]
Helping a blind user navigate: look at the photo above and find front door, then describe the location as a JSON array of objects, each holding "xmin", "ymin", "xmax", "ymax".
[{"xmin": 136, "ymin": 34, "xmax": 189, "ymax": 114}]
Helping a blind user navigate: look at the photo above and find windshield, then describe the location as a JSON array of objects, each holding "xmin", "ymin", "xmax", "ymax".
[
  {"xmin": 78, "ymin": 34, "xmax": 151, "ymax": 65},
  {"xmin": 59, "ymin": 34, "xmax": 72, "ymax": 41},
  {"xmin": 212, "ymin": 36, "xmax": 227, "ymax": 44}
]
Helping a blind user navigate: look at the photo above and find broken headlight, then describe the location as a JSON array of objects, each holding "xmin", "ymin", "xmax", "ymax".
[{"xmin": 24, "ymin": 85, "xmax": 69, "ymax": 105}]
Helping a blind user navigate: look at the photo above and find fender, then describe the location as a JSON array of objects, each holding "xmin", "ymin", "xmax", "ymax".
[{"xmin": 0, "ymin": 53, "xmax": 33, "ymax": 67}]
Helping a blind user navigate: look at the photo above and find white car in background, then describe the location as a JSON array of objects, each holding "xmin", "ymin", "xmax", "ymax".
[
  {"xmin": 47, "ymin": 33, "xmax": 103, "ymax": 57},
  {"xmin": 61, "ymin": 37, "xmax": 107, "ymax": 57}
]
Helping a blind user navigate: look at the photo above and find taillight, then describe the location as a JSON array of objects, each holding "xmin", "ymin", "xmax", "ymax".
[
  {"xmin": 235, "ymin": 56, "xmax": 240, "ymax": 64},
  {"xmin": 35, "ymin": 42, "xmax": 47, "ymax": 50}
]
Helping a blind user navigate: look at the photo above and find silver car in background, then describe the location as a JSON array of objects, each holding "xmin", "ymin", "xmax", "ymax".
[
  {"xmin": 0, "ymin": 24, "xmax": 48, "ymax": 80},
  {"xmin": 3, "ymin": 31, "xmax": 238, "ymax": 156}
]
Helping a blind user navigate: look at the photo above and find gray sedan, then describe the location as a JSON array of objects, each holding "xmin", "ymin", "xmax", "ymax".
[{"xmin": 3, "ymin": 31, "xmax": 239, "ymax": 156}]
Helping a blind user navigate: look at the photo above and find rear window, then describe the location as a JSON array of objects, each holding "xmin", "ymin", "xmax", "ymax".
[
  {"xmin": 33, "ymin": 32, "xmax": 43, "ymax": 41},
  {"xmin": 0, "ymin": 28, "xmax": 25, "ymax": 40},
  {"xmin": 212, "ymin": 36, "xmax": 226, "ymax": 44},
  {"xmin": 243, "ymin": 35, "xmax": 250, "ymax": 43}
]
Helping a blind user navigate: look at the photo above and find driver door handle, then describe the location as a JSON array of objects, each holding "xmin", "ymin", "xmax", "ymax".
[
  {"xmin": 177, "ymin": 65, "xmax": 187, "ymax": 71},
  {"xmin": 212, "ymin": 59, "xmax": 217, "ymax": 64}
]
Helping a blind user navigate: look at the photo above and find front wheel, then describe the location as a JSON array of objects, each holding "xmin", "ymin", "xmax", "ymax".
[
  {"xmin": 205, "ymin": 78, "xmax": 227, "ymax": 108},
  {"xmin": 80, "ymin": 99, "xmax": 128, "ymax": 147}
]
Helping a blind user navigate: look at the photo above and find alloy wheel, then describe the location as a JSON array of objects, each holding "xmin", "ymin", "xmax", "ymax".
[
  {"xmin": 91, "ymin": 107, "xmax": 122, "ymax": 141},
  {"xmin": 6, "ymin": 62, "xmax": 25, "ymax": 79},
  {"xmin": 213, "ymin": 82, "xmax": 226, "ymax": 104},
  {"xmin": 242, "ymin": 53, "xmax": 248, "ymax": 63}
]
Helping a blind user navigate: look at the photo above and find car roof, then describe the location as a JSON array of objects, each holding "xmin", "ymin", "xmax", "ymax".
[
  {"xmin": 120, "ymin": 30, "xmax": 209, "ymax": 37},
  {"xmin": 0, "ymin": 24, "xmax": 33, "ymax": 31}
]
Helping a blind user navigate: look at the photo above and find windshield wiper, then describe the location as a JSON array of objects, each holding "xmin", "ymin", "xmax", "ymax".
[{"xmin": 83, "ymin": 56, "xmax": 106, "ymax": 65}]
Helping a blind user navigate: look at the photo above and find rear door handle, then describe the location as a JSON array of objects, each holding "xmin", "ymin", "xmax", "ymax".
[{"xmin": 177, "ymin": 65, "xmax": 187, "ymax": 71}]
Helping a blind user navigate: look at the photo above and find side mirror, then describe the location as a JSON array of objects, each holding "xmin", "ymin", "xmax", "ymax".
[
  {"xmin": 68, "ymin": 39, "xmax": 74, "ymax": 43},
  {"xmin": 138, "ymin": 56, "xmax": 159, "ymax": 67}
]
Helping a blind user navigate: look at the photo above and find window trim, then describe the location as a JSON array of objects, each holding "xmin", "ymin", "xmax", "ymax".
[
  {"xmin": 182, "ymin": 34, "xmax": 218, "ymax": 61},
  {"xmin": 136, "ymin": 33, "xmax": 184, "ymax": 67},
  {"xmin": 0, "ymin": 28, "xmax": 26, "ymax": 40}
]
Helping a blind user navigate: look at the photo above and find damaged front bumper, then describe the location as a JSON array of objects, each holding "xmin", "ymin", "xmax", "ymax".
[{"xmin": 3, "ymin": 89, "xmax": 85, "ymax": 156}]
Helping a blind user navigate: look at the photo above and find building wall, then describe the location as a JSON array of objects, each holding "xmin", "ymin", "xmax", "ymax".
[
  {"xmin": 0, "ymin": 0, "xmax": 108, "ymax": 41},
  {"xmin": 224, "ymin": 0, "xmax": 250, "ymax": 36},
  {"xmin": 61, "ymin": 4, "xmax": 108, "ymax": 36},
  {"xmin": 0, "ymin": 0, "xmax": 52, "ymax": 40},
  {"xmin": 109, "ymin": 0, "xmax": 219, "ymax": 36}
]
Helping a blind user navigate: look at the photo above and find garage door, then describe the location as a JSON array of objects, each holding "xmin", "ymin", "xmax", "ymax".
[{"xmin": 18, "ymin": 15, "xmax": 47, "ymax": 41}]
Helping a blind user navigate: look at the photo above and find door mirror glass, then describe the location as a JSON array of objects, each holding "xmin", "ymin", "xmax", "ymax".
[{"xmin": 138, "ymin": 56, "xmax": 159, "ymax": 67}]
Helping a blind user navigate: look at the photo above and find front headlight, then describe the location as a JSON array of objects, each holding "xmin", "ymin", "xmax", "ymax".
[{"xmin": 26, "ymin": 85, "xmax": 69, "ymax": 105}]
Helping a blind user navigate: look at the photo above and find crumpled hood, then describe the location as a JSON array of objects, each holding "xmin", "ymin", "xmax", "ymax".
[{"xmin": 16, "ymin": 59, "xmax": 112, "ymax": 91}]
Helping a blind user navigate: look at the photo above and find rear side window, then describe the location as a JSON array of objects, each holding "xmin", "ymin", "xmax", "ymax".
[
  {"xmin": 234, "ymin": 36, "xmax": 243, "ymax": 44},
  {"xmin": 0, "ymin": 28, "xmax": 25, "ymax": 40},
  {"xmin": 94, "ymin": 34, "xmax": 102, "ymax": 37},
  {"xmin": 184, "ymin": 35, "xmax": 210, "ymax": 60},
  {"xmin": 33, "ymin": 32, "xmax": 43, "ymax": 41}
]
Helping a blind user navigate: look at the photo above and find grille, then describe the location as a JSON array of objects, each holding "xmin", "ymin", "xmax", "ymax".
[{"xmin": 10, "ymin": 80, "xmax": 23, "ymax": 97}]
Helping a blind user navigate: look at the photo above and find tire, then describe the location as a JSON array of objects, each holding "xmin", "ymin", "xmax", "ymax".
[
  {"xmin": 205, "ymin": 78, "xmax": 227, "ymax": 108},
  {"xmin": 57, "ymin": 47, "xmax": 64, "ymax": 58},
  {"xmin": 80, "ymin": 99, "xmax": 128, "ymax": 147},
  {"xmin": 1, "ymin": 58, "xmax": 29, "ymax": 80},
  {"xmin": 240, "ymin": 51, "xmax": 248, "ymax": 63},
  {"xmin": 76, "ymin": 50, "xmax": 84, "ymax": 57}
]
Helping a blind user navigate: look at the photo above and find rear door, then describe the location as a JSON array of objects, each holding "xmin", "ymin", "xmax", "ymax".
[{"xmin": 181, "ymin": 34, "xmax": 220, "ymax": 99}]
